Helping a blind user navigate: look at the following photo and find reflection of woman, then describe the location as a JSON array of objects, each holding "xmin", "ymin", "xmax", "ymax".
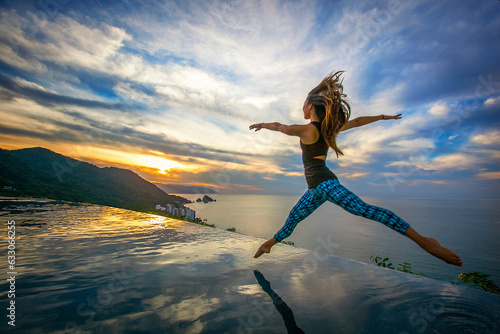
[
  {"xmin": 250, "ymin": 71, "xmax": 462, "ymax": 267},
  {"xmin": 254, "ymin": 270, "xmax": 305, "ymax": 333}
]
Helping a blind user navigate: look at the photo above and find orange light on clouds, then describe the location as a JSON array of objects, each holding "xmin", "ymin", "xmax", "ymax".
[
  {"xmin": 70, "ymin": 146, "xmax": 187, "ymax": 175},
  {"xmin": 430, "ymin": 180, "xmax": 448, "ymax": 185},
  {"xmin": 337, "ymin": 172, "xmax": 369, "ymax": 179},
  {"xmin": 137, "ymin": 155, "xmax": 183, "ymax": 174},
  {"xmin": 477, "ymin": 172, "xmax": 500, "ymax": 180}
]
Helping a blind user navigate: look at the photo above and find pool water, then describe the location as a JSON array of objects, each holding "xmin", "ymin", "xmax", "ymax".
[{"xmin": 1, "ymin": 198, "xmax": 499, "ymax": 333}]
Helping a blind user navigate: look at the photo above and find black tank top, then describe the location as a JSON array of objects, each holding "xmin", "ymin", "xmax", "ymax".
[
  {"xmin": 300, "ymin": 122, "xmax": 329, "ymax": 163},
  {"xmin": 300, "ymin": 122, "xmax": 337, "ymax": 188}
]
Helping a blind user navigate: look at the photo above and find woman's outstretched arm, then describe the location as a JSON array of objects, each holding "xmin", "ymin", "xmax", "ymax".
[
  {"xmin": 249, "ymin": 122, "xmax": 309, "ymax": 137},
  {"xmin": 340, "ymin": 113, "xmax": 402, "ymax": 132}
]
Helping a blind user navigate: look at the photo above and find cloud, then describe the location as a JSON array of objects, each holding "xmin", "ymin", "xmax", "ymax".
[
  {"xmin": 427, "ymin": 153, "xmax": 476, "ymax": 171},
  {"xmin": 336, "ymin": 172, "xmax": 369, "ymax": 179},
  {"xmin": 476, "ymin": 172, "xmax": 500, "ymax": 180},
  {"xmin": 0, "ymin": 10, "xmax": 132, "ymax": 74},
  {"xmin": 391, "ymin": 138, "xmax": 435, "ymax": 152},
  {"xmin": 0, "ymin": 3, "xmax": 319, "ymax": 127},
  {"xmin": 0, "ymin": 73, "xmax": 127, "ymax": 110},
  {"xmin": 0, "ymin": 0, "xmax": 499, "ymax": 197},
  {"xmin": 126, "ymin": 0, "xmax": 318, "ymax": 78},
  {"xmin": 484, "ymin": 96, "xmax": 500, "ymax": 107},
  {"xmin": 470, "ymin": 130, "xmax": 500, "ymax": 146},
  {"xmin": 351, "ymin": 1, "xmax": 500, "ymax": 105},
  {"xmin": 427, "ymin": 103, "xmax": 449, "ymax": 117},
  {"xmin": 113, "ymin": 82, "xmax": 149, "ymax": 103},
  {"xmin": 337, "ymin": 111, "xmax": 430, "ymax": 168}
]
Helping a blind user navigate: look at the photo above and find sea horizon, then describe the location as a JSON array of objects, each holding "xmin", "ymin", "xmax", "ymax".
[
  {"xmin": 3, "ymin": 193, "xmax": 499, "ymax": 285},
  {"xmin": 178, "ymin": 193, "xmax": 500, "ymax": 285}
]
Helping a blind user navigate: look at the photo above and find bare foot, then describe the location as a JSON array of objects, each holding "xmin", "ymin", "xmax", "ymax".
[
  {"xmin": 405, "ymin": 227, "xmax": 463, "ymax": 267},
  {"xmin": 254, "ymin": 238, "xmax": 278, "ymax": 258},
  {"xmin": 254, "ymin": 243, "xmax": 272, "ymax": 258},
  {"xmin": 422, "ymin": 237, "xmax": 463, "ymax": 267}
]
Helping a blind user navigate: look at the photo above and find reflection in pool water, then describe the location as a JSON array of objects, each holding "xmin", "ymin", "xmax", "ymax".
[
  {"xmin": 254, "ymin": 270, "xmax": 305, "ymax": 334},
  {"xmin": 0, "ymin": 198, "xmax": 499, "ymax": 333}
]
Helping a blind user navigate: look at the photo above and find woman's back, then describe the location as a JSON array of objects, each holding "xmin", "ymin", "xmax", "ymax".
[{"xmin": 300, "ymin": 121, "xmax": 329, "ymax": 163}]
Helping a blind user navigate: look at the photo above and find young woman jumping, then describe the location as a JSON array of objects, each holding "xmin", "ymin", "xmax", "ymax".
[{"xmin": 250, "ymin": 71, "xmax": 462, "ymax": 267}]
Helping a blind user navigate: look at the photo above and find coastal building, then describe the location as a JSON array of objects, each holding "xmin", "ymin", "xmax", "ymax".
[
  {"xmin": 186, "ymin": 208, "xmax": 195, "ymax": 220},
  {"xmin": 156, "ymin": 204, "xmax": 195, "ymax": 221}
]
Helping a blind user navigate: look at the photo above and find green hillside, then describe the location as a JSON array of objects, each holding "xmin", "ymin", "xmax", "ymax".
[{"xmin": 0, "ymin": 147, "xmax": 188, "ymax": 212}]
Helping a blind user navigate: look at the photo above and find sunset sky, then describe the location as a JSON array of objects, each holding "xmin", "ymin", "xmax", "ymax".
[{"xmin": 0, "ymin": 0, "xmax": 499, "ymax": 198}]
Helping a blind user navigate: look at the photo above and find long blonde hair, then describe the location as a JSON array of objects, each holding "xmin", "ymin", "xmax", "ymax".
[{"xmin": 307, "ymin": 71, "xmax": 351, "ymax": 157}]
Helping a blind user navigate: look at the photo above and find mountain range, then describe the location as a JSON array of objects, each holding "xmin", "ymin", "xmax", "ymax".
[{"xmin": 0, "ymin": 147, "xmax": 189, "ymax": 212}]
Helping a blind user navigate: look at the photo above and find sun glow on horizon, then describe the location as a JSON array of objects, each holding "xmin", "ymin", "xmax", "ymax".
[
  {"xmin": 71, "ymin": 146, "xmax": 187, "ymax": 175},
  {"xmin": 137, "ymin": 155, "xmax": 184, "ymax": 174}
]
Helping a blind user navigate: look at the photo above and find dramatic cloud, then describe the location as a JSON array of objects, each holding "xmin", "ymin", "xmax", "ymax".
[{"xmin": 0, "ymin": 0, "xmax": 499, "ymax": 197}]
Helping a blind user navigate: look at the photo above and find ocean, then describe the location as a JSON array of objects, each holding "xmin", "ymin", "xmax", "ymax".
[{"xmin": 183, "ymin": 194, "xmax": 500, "ymax": 284}]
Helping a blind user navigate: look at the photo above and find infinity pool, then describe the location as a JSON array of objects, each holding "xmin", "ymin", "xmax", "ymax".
[{"xmin": 1, "ymin": 198, "xmax": 499, "ymax": 333}]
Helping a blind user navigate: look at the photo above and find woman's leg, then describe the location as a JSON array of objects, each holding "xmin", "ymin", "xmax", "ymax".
[
  {"xmin": 274, "ymin": 189, "xmax": 327, "ymax": 242},
  {"xmin": 317, "ymin": 179, "xmax": 463, "ymax": 266},
  {"xmin": 316, "ymin": 179, "xmax": 410, "ymax": 234},
  {"xmin": 254, "ymin": 189, "xmax": 326, "ymax": 258}
]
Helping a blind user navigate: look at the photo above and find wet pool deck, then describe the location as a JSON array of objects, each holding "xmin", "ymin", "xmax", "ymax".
[
  {"xmin": 146, "ymin": 221, "xmax": 500, "ymax": 334},
  {"xmin": 1, "ymin": 200, "xmax": 499, "ymax": 333}
]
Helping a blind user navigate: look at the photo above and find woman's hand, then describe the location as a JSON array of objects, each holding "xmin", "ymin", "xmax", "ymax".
[
  {"xmin": 382, "ymin": 113, "xmax": 402, "ymax": 120},
  {"xmin": 249, "ymin": 123, "xmax": 264, "ymax": 131}
]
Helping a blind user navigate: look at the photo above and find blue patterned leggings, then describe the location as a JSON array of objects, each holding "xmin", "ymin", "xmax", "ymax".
[{"xmin": 274, "ymin": 179, "xmax": 410, "ymax": 242}]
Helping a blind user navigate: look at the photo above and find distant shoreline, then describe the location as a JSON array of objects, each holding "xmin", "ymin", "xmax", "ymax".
[{"xmin": 0, "ymin": 195, "xmax": 214, "ymax": 229}]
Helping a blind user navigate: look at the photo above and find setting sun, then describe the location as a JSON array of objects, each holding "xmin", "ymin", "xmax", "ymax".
[{"xmin": 137, "ymin": 155, "xmax": 184, "ymax": 174}]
